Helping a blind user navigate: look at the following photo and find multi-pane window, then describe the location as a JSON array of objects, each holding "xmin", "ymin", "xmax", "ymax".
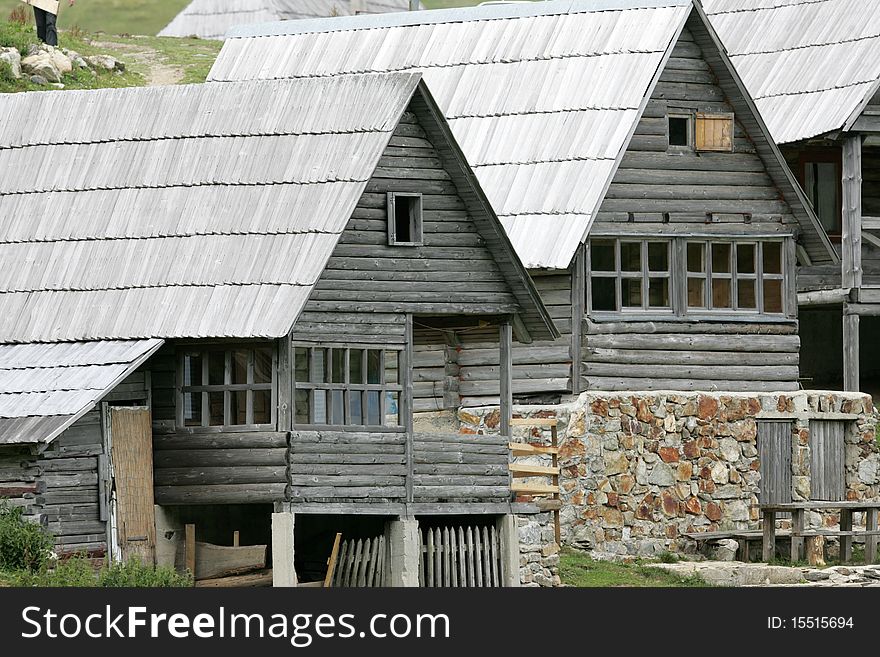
[
  {"xmin": 588, "ymin": 237, "xmax": 787, "ymax": 316},
  {"xmin": 179, "ymin": 346, "xmax": 275, "ymax": 429},
  {"xmin": 294, "ymin": 346, "xmax": 403, "ymax": 429},
  {"xmin": 589, "ymin": 239, "xmax": 672, "ymax": 312}
]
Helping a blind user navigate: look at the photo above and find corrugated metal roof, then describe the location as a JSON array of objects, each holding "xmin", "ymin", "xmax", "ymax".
[
  {"xmin": 703, "ymin": 0, "xmax": 880, "ymax": 144},
  {"xmin": 210, "ymin": 0, "xmax": 693, "ymax": 268},
  {"xmin": 159, "ymin": 0, "xmax": 417, "ymax": 40},
  {"xmin": 0, "ymin": 74, "xmax": 420, "ymax": 343},
  {"xmin": 0, "ymin": 339, "xmax": 162, "ymax": 444}
]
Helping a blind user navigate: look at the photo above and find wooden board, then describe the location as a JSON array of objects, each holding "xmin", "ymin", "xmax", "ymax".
[
  {"xmin": 177, "ymin": 541, "xmax": 267, "ymax": 580},
  {"xmin": 20, "ymin": 0, "xmax": 60, "ymax": 15},
  {"xmin": 809, "ymin": 420, "xmax": 846, "ymax": 502},
  {"xmin": 757, "ymin": 420, "xmax": 792, "ymax": 506},
  {"xmin": 110, "ymin": 406, "xmax": 156, "ymax": 564}
]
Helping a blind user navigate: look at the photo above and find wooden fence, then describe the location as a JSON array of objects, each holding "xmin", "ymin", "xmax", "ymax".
[
  {"xmin": 330, "ymin": 535, "xmax": 386, "ymax": 587},
  {"xmin": 418, "ymin": 524, "xmax": 501, "ymax": 587}
]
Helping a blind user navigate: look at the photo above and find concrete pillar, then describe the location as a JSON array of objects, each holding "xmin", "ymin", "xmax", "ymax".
[
  {"xmin": 386, "ymin": 517, "xmax": 419, "ymax": 587},
  {"xmin": 497, "ymin": 514, "xmax": 521, "ymax": 587},
  {"xmin": 272, "ymin": 509, "xmax": 297, "ymax": 587},
  {"xmin": 154, "ymin": 504, "xmax": 183, "ymax": 570}
]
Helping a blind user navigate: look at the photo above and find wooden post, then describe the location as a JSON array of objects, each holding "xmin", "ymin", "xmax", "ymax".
[
  {"xmin": 404, "ymin": 314, "xmax": 414, "ymax": 504},
  {"xmin": 762, "ymin": 510, "xmax": 776, "ymax": 562},
  {"xmin": 791, "ymin": 508, "xmax": 804, "ymax": 562},
  {"xmin": 840, "ymin": 509, "xmax": 853, "ymax": 563},
  {"xmin": 865, "ymin": 508, "xmax": 878, "ymax": 564},
  {"xmin": 185, "ymin": 523, "xmax": 196, "ymax": 576},
  {"xmin": 570, "ymin": 245, "xmax": 585, "ymax": 395},
  {"xmin": 233, "ymin": 530, "xmax": 240, "ymax": 548},
  {"xmin": 277, "ymin": 334, "xmax": 292, "ymax": 431},
  {"xmin": 499, "ymin": 318, "xmax": 513, "ymax": 438},
  {"xmin": 842, "ymin": 135, "xmax": 862, "ymax": 392}
]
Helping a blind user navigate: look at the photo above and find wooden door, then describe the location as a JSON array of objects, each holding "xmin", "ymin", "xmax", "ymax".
[
  {"xmin": 110, "ymin": 406, "xmax": 156, "ymax": 564},
  {"xmin": 809, "ymin": 420, "xmax": 846, "ymax": 501},
  {"xmin": 757, "ymin": 420, "xmax": 792, "ymax": 505}
]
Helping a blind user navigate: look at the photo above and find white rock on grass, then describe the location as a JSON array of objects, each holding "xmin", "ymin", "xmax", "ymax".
[
  {"xmin": 0, "ymin": 47, "xmax": 22, "ymax": 79},
  {"xmin": 86, "ymin": 54, "xmax": 125, "ymax": 72}
]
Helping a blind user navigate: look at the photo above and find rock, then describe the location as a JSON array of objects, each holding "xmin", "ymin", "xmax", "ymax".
[
  {"xmin": 21, "ymin": 54, "xmax": 61, "ymax": 83},
  {"xmin": 722, "ymin": 499, "xmax": 749, "ymax": 522},
  {"xmin": 63, "ymin": 48, "xmax": 90, "ymax": 69},
  {"xmin": 29, "ymin": 74, "xmax": 48, "ymax": 86},
  {"xmin": 659, "ymin": 446, "xmax": 680, "ymax": 463},
  {"xmin": 710, "ymin": 461, "xmax": 729, "ymax": 484},
  {"xmin": 661, "ymin": 491, "xmax": 679, "ymax": 516},
  {"xmin": 648, "ymin": 462, "xmax": 675, "ymax": 486},
  {"xmin": 682, "ymin": 440, "xmax": 700, "ymax": 458},
  {"xmin": 719, "ymin": 438, "xmax": 741, "ymax": 462},
  {"xmin": 684, "ymin": 496, "xmax": 702, "ymax": 515},
  {"xmin": 86, "ymin": 54, "xmax": 125, "ymax": 72},
  {"xmin": 711, "ymin": 538, "xmax": 739, "ymax": 561},
  {"xmin": 604, "ymin": 451, "xmax": 629, "ymax": 476},
  {"xmin": 48, "ymin": 48, "xmax": 72, "ymax": 75},
  {"xmin": 698, "ymin": 395, "xmax": 719, "ymax": 420},
  {"xmin": 705, "ymin": 502, "xmax": 722, "ymax": 521},
  {"xmin": 0, "ymin": 47, "xmax": 22, "ymax": 79},
  {"xmin": 804, "ymin": 569, "xmax": 831, "ymax": 581},
  {"xmin": 617, "ymin": 474, "xmax": 635, "ymax": 494},
  {"xmin": 858, "ymin": 457, "xmax": 878, "ymax": 484}
]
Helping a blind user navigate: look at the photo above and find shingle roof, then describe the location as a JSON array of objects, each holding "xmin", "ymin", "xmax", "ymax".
[
  {"xmin": 703, "ymin": 0, "xmax": 880, "ymax": 144},
  {"xmin": 0, "ymin": 339, "xmax": 162, "ymax": 444},
  {"xmin": 210, "ymin": 0, "xmax": 695, "ymax": 268},
  {"xmin": 158, "ymin": 0, "xmax": 416, "ymax": 40},
  {"xmin": 0, "ymin": 74, "xmax": 419, "ymax": 342}
]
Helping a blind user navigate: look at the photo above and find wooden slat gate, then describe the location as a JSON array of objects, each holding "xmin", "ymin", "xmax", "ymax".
[
  {"xmin": 330, "ymin": 535, "xmax": 386, "ymax": 587},
  {"xmin": 109, "ymin": 406, "xmax": 156, "ymax": 564},
  {"xmin": 757, "ymin": 420, "xmax": 792, "ymax": 506},
  {"xmin": 418, "ymin": 524, "xmax": 501, "ymax": 587},
  {"xmin": 809, "ymin": 420, "xmax": 846, "ymax": 501}
]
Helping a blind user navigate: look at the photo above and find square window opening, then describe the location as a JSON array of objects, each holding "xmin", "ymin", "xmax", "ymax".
[
  {"xmin": 388, "ymin": 192, "xmax": 423, "ymax": 245},
  {"xmin": 668, "ymin": 115, "xmax": 691, "ymax": 148}
]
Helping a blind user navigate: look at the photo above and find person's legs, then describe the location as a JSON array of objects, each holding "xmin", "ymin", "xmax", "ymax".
[
  {"xmin": 33, "ymin": 7, "xmax": 46, "ymax": 43},
  {"xmin": 43, "ymin": 11, "xmax": 58, "ymax": 46}
]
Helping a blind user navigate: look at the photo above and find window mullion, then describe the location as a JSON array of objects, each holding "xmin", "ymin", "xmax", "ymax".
[
  {"xmin": 731, "ymin": 242, "xmax": 739, "ymax": 311},
  {"xmin": 641, "ymin": 240, "xmax": 649, "ymax": 311},
  {"xmin": 757, "ymin": 242, "xmax": 766, "ymax": 314}
]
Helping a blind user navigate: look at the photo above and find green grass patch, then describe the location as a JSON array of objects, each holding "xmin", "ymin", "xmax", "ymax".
[
  {"xmin": 1, "ymin": 0, "xmax": 191, "ymax": 37},
  {"xmin": 559, "ymin": 548, "xmax": 709, "ymax": 587},
  {"xmin": 12, "ymin": 554, "xmax": 193, "ymax": 587}
]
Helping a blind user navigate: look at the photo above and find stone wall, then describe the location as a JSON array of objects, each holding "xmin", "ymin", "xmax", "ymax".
[
  {"xmin": 461, "ymin": 391, "xmax": 879, "ymax": 559},
  {"xmin": 517, "ymin": 511, "xmax": 560, "ymax": 587}
]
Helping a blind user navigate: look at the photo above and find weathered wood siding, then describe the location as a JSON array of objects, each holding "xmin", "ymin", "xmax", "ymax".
[
  {"xmin": 412, "ymin": 432, "xmax": 509, "ymax": 502},
  {"xmin": 583, "ymin": 26, "xmax": 800, "ymax": 392},
  {"xmin": 809, "ymin": 420, "xmax": 845, "ymax": 502},
  {"xmin": 288, "ymin": 430, "xmax": 406, "ymax": 502},
  {"xmin": 153, "ymin": 431, "xmax": 287, "ymax": 505},
  {"xmin": 757, "ymin": 420, "xmax": 793, "ymax": 505},
  {"xmin": 291, "ymin": 107, "xmax": 518, "ymax": 347}
]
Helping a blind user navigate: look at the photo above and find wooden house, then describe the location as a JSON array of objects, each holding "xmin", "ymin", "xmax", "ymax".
[
  {"xmin": 158, "ymin": 0, "xmax": 419, "ymax": 40},
  {"xmin": 0, "ymin": 73, "xmax": 556, "ymax": 585},
  {"xmin": 209, "ymin": 0, "xmax": 836, "ymax": 407},
  {"xmin": 704, "ymin": 0, "xmax": 880, "ymax": 394}
]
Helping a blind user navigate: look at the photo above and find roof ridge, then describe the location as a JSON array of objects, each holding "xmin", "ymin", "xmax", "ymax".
[{"xmin": 226, "ymin": 0, "xmax": 693, "ymax": 39}]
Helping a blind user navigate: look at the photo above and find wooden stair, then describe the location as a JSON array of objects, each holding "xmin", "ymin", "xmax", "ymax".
[{"xmin": 508, "ymin": 417, "xmax": 561, "ymax": 544}]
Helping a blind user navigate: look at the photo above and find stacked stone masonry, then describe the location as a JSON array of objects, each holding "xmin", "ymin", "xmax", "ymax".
[{"xmin": 460, "ymin": 391, "xmax": 879, "ymax": 567}]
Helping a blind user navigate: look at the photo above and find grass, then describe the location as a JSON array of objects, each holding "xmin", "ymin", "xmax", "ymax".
[
  {"xmin": 0, "ymin": 19, "xmax": 220, "ymax": 92},
  {"xmin": 559, "ymin": 548, "xmax": 709, "ymax": 587}
]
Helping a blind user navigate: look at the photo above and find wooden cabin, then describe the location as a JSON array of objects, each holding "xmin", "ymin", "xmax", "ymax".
[
  {"xmin": 705, "ymin": 0, "xmax": 880, "ymax": 395},
  {"xmin": 209, "ymin": 0, "xmax": 836, "ymax": 406},
  {"xmin": 0, "ymin": 73, "xmax": 556, "ymax": 585}
]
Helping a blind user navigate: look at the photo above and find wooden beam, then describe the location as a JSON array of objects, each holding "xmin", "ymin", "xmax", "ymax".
[
  {"xmin": 841, "ymin": 135, "xmax": 862, "ymax": 290},
  {"xmin": 510, "ymin": 482, "xmax": 560, "ymax": 495},
  {"xmin": 843, "ymin": 313, "xmax": 860, "ymax": 391},
  {"xmin": 508, "ymin": 442, "xmax": 559, "ymax": 456},
  {"xmin": 185, "ymin": 523, "xmax": 196, "ymax": 577},
  {"xmin": 499, "ymin": 318, "xmax": 512, "ymax": 439},
  {"xmin": 277, "ymin": 334, "xmax": 291, "ymax": 432},
  {"xmin": 570, "ymin": 246, "xmax": 585, "ymax": 394},
  {"xmin": 508, "ymin": 463, "xmax": 559, "ymax": 476},
  {"xmin": 404, "ymin": 314, "xmax": 414, "ymax": 504},
  {"xmin": 509, "ymin": 418, "xmax": 557, "ymax": 427},
  {"xmin": 797, "ymin": 288, "xmax": 849, "ymax": 306}
]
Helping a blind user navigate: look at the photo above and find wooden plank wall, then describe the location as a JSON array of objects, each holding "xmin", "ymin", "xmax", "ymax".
[
  {"xmin": 757, "ymin": 420, "xmax": 793, "ymax": 505},
  {"xmin": 292, "ymin": 107, "xmax": 519, "ymax": 346},
  {"xmin": 153, "ymin": 431, "xmax": 287, "ymax": 505},
  {"xmin": 39, "ymin": 410, "xmax": 107, "ymax": 555},
  {"xmin": 582, "ymin": 26, "xmax": 800, "ymax": 392},
  {"xmin": 809, "ymin": 420, "xmax": 846, "ymax": 502},
  {"xmin": 288, "ymin": 430, "xmax": 406, "ymax": 502},
  {"xmin": 411, "ymin": 432, "xmax": 509, "ymax": 502}
]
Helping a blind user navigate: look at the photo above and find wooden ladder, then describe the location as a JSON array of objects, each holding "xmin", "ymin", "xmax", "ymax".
[{"xmin": 508, "ymin": 417, "xmax": 562, "ymax": 545}]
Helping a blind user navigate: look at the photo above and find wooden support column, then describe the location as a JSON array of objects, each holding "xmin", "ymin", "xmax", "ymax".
[
  {"xmin": 791, "ymin": 508, "xmax": 804, "ymax": 563},
  {"xmin": 762, "ymin": 510, "xmax": 776, "ymax": 562},
  {"xmin": 277, "ymin": 334, "xmax": 292, "ymax": 431},
  {"xmin": 499, "ymin": 318, "xmax": 513, "ymax": 438},
  {"xmin": 866, "ymin": 508, "xmax": 878, "ymax": 564},
  {"xmin": 570, "ymin": 245, "xmax": 585, "ymax": 395},
  {"xmin": 839, "ymin": 509, "xmax": 853, "ymax": 563},
  {"xmin": 404, "ymin": 314, "xmax": 414, "ymax": 504},
  {"xmin": 842, "ymin": 135, "xmax": 862, "ymax": 392}
]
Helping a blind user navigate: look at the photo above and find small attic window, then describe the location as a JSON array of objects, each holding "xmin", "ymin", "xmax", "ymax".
[
  {"xmin": 387, "ymin": 192, "xmax": 423, "ymax": 246},
  {"xmin": 668, "ymin": 114, "xmax": 692, "ymax": 148},
  {"xmin": 695, "ymin": 113, "xmax": 734, "ymax": 152}
]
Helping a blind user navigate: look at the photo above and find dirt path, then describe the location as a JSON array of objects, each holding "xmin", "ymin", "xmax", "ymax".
[{"xmin": 91, "ymin": 39, "xmax": 184, "ymax": 86}]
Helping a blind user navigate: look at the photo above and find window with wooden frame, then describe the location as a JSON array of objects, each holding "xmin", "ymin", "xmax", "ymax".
[
  {"xmin": 179, "ymin": 345, "xmax": 275, "ymax": 429},
  {"xmin": 387, "ymin": 192, "xmax": 423, "ymax": 246},
  {"xmin": 587, "ymin": 237, "xmax": 788, "ymax": 317},
  {"xmin": 695, "ymin": 113, "xmax": 734, "ymax": 152},
  {"xmin": 589, "ymin": 239, "xmax": 673, "ymax": 312},
  {"xmin": 798, "ymin": 150, "xmax": 842, "ymax": 236},
  {"xmin": 667, "ymin": 113, "xmax": 693, "ymax": 149},
  {"xmin": 686, "ymin": 240, "xmax": 785, "ymax": 314},
  {"xmin": 293, "ymin": 346, "xmax": 403, "ymax": 429}
]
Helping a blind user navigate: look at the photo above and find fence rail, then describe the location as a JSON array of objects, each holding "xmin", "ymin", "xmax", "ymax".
[{"xmin": 331, "ymin": 535, "xmax": 386, "ymax": 587}]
